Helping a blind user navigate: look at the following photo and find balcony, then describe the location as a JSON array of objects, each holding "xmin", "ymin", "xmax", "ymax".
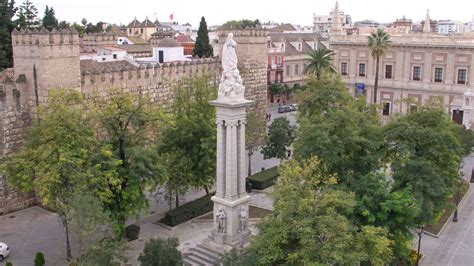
[{"xmin": 268, "ymin": 64, "xmax": 284, "ymax": 70}]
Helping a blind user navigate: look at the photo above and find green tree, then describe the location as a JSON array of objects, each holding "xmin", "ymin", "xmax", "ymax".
[
  {"xmin": 252, "ymin": 158, "xmax": 393, "ymax": 265},
  {"xmin": 77, "ymin": 238, "xmax": 126, "ymax": 266},
  {"xmin": 192, "ymin": 16, "xmax": 213, "ymax": 58},
  {"xmin": 294, "ymin": 74, "xmax": 381, "ymax": 183},
  {"xmin": 367, "ymin": 28, "xmax": 391, "ymax": 103},
  {"xmin": 304, "ymin": 47, "xmax": 336, "ymax": 80},
  {"xmin": 262, "ymin": 117, "xmax": 295, "ymax": 162},
  {"xmin": 245, "ymin": 111, "xmax": 266, "ymax": 176},
  {"xmin": 451, "ymin": 124, "xmax": 474, "ymax": 157},
  {"xmin": 222, "ymin": 19, "xmax": 261, "ymax": 28},
  {"xmin": 0, "ymin": 0, "xmax": 16, "ymax": 69},
  {"xmin": 67, "ymin": 191, "xmax": 112, "ymax": 256},
  {"xmin": 71, "ymin": 22, "xmax": 85, "ymax": 36},
  {"xmin": 34, "ymin": 252, "xmax": 45, "ymax": 266},
  {"xmin": 159, "ymin": 75, "xmax": 217, "ymax": 198},
  {"xmin": 1, "ymin": 89, "xmax": 96, "ymax": 260},
  {"xmin": 58, "ymin": 20, "xmax": 70, "ymax": 29},
  {"xmin": 138, "ymin": 238, "xmax": 182, "ymax": 266},
  {"xmin": 16, "ymin": 0, "xmax": 39, "ymax": 29},
  {"xmin": 41, "ymin": 5, "xmax": 58, "ymax": 30},
  {"xmin": 220, "ymin": 248, "xmax": 257, "ymax": 266},
  {"xmin": 91, "ymin": 89, "xmax": 167, "ymax": 236},
  {"xmin": 384, "ymin": 106, "xmax": 462, "ymax": 226}
]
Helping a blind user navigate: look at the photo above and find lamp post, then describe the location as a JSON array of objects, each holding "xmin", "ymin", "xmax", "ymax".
[
  {"xmin": 453, "ymin": 162, "xmax": 464, "ymax": 222},
  {"xmin": 416, "ymin": 226, "xmax": 424, "ymax": 266}
]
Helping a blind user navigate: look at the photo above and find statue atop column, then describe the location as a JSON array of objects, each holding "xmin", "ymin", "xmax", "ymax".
[{"xmin": 219, "ymin": 33, "xmax": 245, "ymax": 101}]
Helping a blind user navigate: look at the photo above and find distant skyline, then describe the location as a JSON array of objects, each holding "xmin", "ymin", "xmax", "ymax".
[{"xmin": 31, "ymin": 0, "xmax": 474, "ymax": 27}]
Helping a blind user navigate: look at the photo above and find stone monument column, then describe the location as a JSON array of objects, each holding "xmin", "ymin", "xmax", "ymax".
[{"xmin": 209, "ymin": 33, "xmax": 253, "ymax": 246}]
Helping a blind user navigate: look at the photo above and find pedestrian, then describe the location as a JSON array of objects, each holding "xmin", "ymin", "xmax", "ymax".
[
  {"xmin": 265, "ymin": 113, "xmax": 269, "ymax": 121},
  {"xmin": 268, "ymin": 112, "xmax": 272, "ymax": 121}
]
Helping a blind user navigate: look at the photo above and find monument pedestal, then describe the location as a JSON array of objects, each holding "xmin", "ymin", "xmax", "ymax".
[{"xmin": 209, "ymin": 99, "xmax": 253, "ymax": 247}]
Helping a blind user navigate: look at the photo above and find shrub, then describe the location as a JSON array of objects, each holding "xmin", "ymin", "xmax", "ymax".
[
  {"xmin": 125, "ymin": 224, "xmax": 140, "ymax": 241},
  {"xmin": 138, "ymin": 238, "xmax": 182, "ymax": 266},
  {"xmin": 160, "ymin": 194, "xmax": 213, "ymax": 226},
  {"xmin": 34, "ymin": 252, "xmax": 45, "ymax": 266},
  {"xmin": 247, "ymin": 166, "xmax": 279, "ymax": 190},
  {"xmin": 6, "ymin": 262, "xmax": 13, "ymax": 266}
]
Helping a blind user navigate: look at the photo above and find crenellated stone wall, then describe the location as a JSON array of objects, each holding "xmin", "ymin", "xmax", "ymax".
[{"xmin": 0, "ymin": 71, "xmax": 35, "ymax": 215}]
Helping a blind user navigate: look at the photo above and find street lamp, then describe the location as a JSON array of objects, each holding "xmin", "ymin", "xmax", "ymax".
[
  {"xmin": 416, "ymin": 226, "xmax": 424, "ymax": 266},
  {"xmin": 453, "ymin": 162, "xmax": 464, "ymax": 222}
]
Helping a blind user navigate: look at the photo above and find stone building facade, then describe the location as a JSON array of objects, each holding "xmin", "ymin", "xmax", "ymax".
[
  {"xmin": 329, "ymin": 33, "xmax": 474, "ymax": 128},
  {"xmin": 0, "ymin": 27, "xmax": 268, "ymax": 215}
]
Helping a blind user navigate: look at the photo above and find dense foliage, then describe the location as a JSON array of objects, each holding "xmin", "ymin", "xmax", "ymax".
[
  {"xmin": 138, "ymin": 238, "xmax": 182, "ymax": 266},
  {"xmin": 192, "ymin": 16, "xmax": 213, "ymax": 58}
]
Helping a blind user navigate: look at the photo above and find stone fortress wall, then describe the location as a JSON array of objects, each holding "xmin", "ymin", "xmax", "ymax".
[{"xmin": 0, "ymin": 27, "xmax": 268, "ymax": 215}]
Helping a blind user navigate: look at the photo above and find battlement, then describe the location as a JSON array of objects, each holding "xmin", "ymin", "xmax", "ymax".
[
  {"xmin": 82, "ymin": 32, "xmax": 118, "ymax": 47},
  {"xmin": 11, "ymin": 28, "xmax": 80, "ymax": 46},
  {"xmin": 80, "ymin": 59, "xmax": 221, "ymax": 93},
  {"xmin": 218, "ymin": 27, "xmax": 268, "ymax": 38}
]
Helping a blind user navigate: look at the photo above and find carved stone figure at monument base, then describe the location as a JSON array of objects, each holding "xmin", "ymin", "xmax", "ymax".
[
  {"xmin": 216, "ymin": 208, "xmax": 226, "ymax": 233},
  {"xmin": 218, "ymin": 33, "xmax": 245, "ymax": 101},
  {"xmin": 239, "ymin": 206, "xmax": 248, "ymax": 233}
]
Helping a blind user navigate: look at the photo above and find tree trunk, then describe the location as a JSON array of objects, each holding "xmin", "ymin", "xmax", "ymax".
[
  {"xmin": 374, "ymin": 57, "xmax": 380, "ymax": 103},
  {"xmin": 64, "ymin": 216, "xmax": 72, "ymax": 260},
  {"xmin": 316, "ymin": 71, "xmax": 321, "ymax": 80},
  {"xmin": 248, "ymin": 151, "xmax": 253, "ymax": 177},
  {"xmin": 168, "ymin": 190, "xmax": 172, "ymax": 211},
  {"xmin": 175, "ymin": 194, "xmax": 179, "ymax": 208},
  {"xmin": 204, "ymin": 186, "xmax": 210, "ymax": 196}
]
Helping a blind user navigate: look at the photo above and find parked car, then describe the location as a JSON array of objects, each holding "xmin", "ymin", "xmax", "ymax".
[
  {"xmin": 0, "ymin": 242, "xmax": 10, "ymax": 262},
  {"xmin": 289, "ymin": 104, "xmax": 298, "ymax": 111},
  {"xmin": 278, "ymin": 106, "xmax": 291, "ymax": 113}
]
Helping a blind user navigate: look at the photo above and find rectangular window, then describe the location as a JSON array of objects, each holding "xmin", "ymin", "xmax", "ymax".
[
  {"xmin": 341, "ymin": 62, "xmax": 348, "ymax": 75},
  {"xmin": 413, "ymin": 66, "xmax": 421, "ymax": 81},
  {"xmin": 286, "ymin": 65, "xmax": 291, "ymax": 76},
  {"xmin": 410, "ymin": 104, "xmax": 418, "ymax": 112},
  {"xmin": 434, "ymin": 67, "xmax": 443, "ymax": 83},
  {"xmin": 382, "ymin": 102, "xmax": 390, "ymax": 116},
  {"xmin": 295, "ymin": 64, "xmax": 299, "ymax": 75},
  {"xmin": 271, "ymin": 57, "xmax": 275, "ymax": 66},
  {"xmin": 385, "ymin": 65, "xmax": 393, "ymax": 79},
  {"xmin": 458, "ymin": 69, "xmax": 467, "ymax": 84},
  {"xmin": 277, "ymin": 56, "xmax": 282, "ymax": 65},
  {"xmin": 113, "ymin": 54, "xmax": 117, "ymax": 59},
  {"xmin": 358, "ymin": 63, "xmax": 366, "ymax": 77}
]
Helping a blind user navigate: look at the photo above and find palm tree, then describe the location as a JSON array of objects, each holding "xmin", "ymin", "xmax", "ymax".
[
  {"xmin": 367, "ymin": 29, "xmax": 391, "ymax": 103},
  {"xmin": 304, "ymin": 47, "xmax": 336, "ymax": 80}
]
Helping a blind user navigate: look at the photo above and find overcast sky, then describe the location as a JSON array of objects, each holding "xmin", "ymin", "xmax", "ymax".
[{"xmin": 31, "ymin": 0, "xmax": 474, "ymax": 27}]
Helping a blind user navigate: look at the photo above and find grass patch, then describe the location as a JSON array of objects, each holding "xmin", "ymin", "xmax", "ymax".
[
  {"xmin": 247, "ymin": 166, "xmax": 279, "ymax": 190},
  {"xmin": 158, "ymin": 194, "xmax": 214, "ymax": 227},
  {"xmin": 197, "ymin": 206, "xmax": 272, "ymax": 220},
  {"xmin": 425, "ymin": 180, "xmax": 469, "ymax": 235}
]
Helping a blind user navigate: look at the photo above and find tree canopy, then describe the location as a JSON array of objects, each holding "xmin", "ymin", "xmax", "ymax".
[
  {"xmin": 0, "ymin": 0, "xmax": 17, "ymax": 69},
  {"xmin": 138, "ymin": 238, "xmax": 182, "ymax": 266},
  {"xmin": 304, "ymin": 47, "xmax": 336, "ymax": 80},
  {"xmin": 42, "ymin": 5, "xmax": 58, "ymax": 30},
  {"xmin": 192, "ymin": 16, "xmax": 213, "ymax": 58},
  {"xmin": 262, "ymin": 117, "xmax": 295, "ymax": 161}
]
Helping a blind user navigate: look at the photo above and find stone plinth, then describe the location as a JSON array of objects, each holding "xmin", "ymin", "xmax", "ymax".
[{"xmin": 209, "ymin": 99, "xmax": 253, "ymax": 246}]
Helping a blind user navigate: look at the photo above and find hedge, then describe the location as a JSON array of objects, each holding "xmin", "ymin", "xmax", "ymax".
[
  {"xmin": 125, "ymin": 224, "xmax": 140, "ymax": 241},
  {"xmin": 247, "ymin": 166, "xmax": 279, "ymax": 190},
  {"xmin": 159, "ymin": 194, "xmax": 214, "ymax": 227}
]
